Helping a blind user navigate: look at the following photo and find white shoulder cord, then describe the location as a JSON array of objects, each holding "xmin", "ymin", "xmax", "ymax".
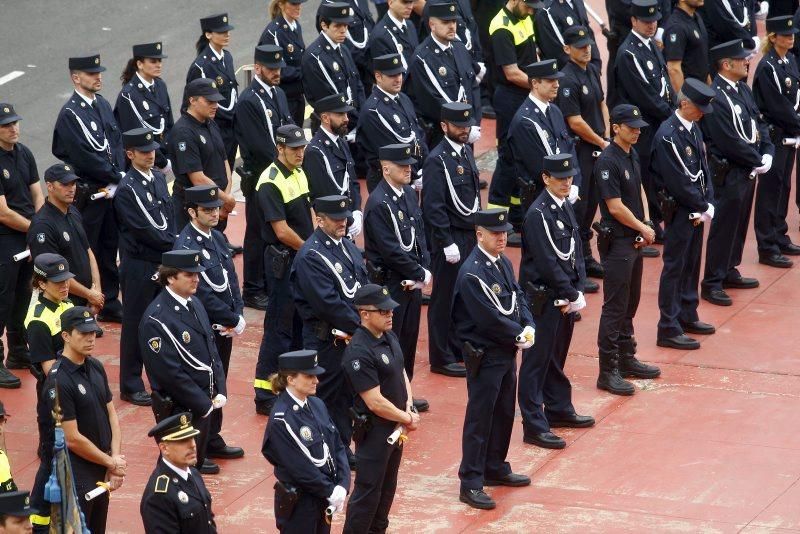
[
  {"xmin": 216, "ymin": 87, "xmax": 237, "ymax": 112},
  {"xmin": 466, "ymin": 273, "xmax": 517, "ymax": 316},
  {"xmin": 371, "ymin": 109, "xmax": 415, "ymax": 143},
  {"xmin": 626, "ymin": 50, "xmax": 650, "ymax": 84},
  {"xmin": 522, "ymin": 116, "xmax": 558, "ymax": 156},
  {"xmin": 663, "ymin": 135, "xmax": 705, "ymax": 188},
  {"xmin": 382, "ymin": 201, "xmax": 416, "ymax": 252},
  {"xmin": 253, "ymin": 92, "xmax": 276, "ymax": 146},
  {"xmin": 274, "ymin": 417, "xmax": 332, "ymax": 467},
  {"xmin": 439, "ymin": 155, "xmax": 479, "ymax": 216},
  {"xmin": 311, "ymin": 52, "xmax": 354, "ymax": 104},
  {"xmin": 120, "ymin": 93, "xmax": 166, "ymax": 134},
  {"xmin": 126, "ymin": 183, "xmax": 168, "ymax": 230},
  {"xmin": 310, "ymin": 249, "xmax": 361, "ymax": 299},
  {"xmin": 546, "ymin": 8, "xmax": 565, "ymax": 45},
  {"xmin": 387, "ymin": 29, "xmax": 409, "ymax": 70},
  {"xmin": 311, "ymin": 145, "xmax": 348, "ymax": 194},
  {"xmin": 347, "ymin": 26, "xmax": 369, "ymax": 49},
  {"xmin": 148, "ymin": 314, "xmax": 214, "ymax": 396},
  {"xmin": 65, "ymin": 108, "xmax": 109, "ymax": 152},
  {"xmin": 193, "ymin": 63, "xmax": 206, "ymax": 78},
  {"xmin": 539, "ymin": 210, "xmax": 576, "ymax": 263},
  {"xmin": 417, "ymin": 55, "xmax": 467, "ymax": 103},
  {"xmin": 201, "ymin": 268, "xmax": 230, "ymax": 293},
  {"xmin": 721, "ymin": 0, "xmax": 749, "ymax": 27},
  {"xmin": 720, "ymin": 90, "xmax": 757, "ymax": 144}
]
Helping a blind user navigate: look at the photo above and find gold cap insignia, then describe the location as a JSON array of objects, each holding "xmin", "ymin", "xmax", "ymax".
[
  {"xmin": 405, "ymin": 147, "xmax": 410, "ymax": 154},
  {"xmin": 464, "ymin": 111, "xmax": 469, "ymax": 117},
  {"xmin": 275, "ymin": 53, "xmax": 280, "ymax": 59},
  {"xmin": 180, "ymin": 414, "xmax": 188, "ymax": 425},
  {"xmin": 563, "ymin": 160, "xmax": 569, "ymax": 167},
  {"xmin": 210, "ymin": 189, "xmax": 216, "ymax": 196},
  {"xmin": 211, "ymin": 81, "xmax": 217, "ymax": 89},
  {"xmin": 382, "ymin": 288, "xmax": 389, "ymax": 295},
  {"xmin": 146, "ymin": 133, "xmax": 152, "ymax": 140},
  {"xmin": 223, "ymin": 16, "xmax": 228, "ymax": 22},
  {"xmin": 94, "ymin": 57, "xmax": 100, "ymax": 64},
  {"xmin": 340, "ymin": 200, "xmax": 346, "ymax": 208},
  {"xmin": 194, "ymin": 255, "xmax": 199, "ymax": 262},
  {"xmin": 182, "ymin": 331, "xmax": 191, "ymax": 343},
  {"xmin": 64, "ymin": 165, "xmax": 71, "ymax": 171},
  {"xmin": 393, "ymin": 58, "xmax": 399, "ymax": 64},
  {"xmin": 83, "ymin": 311, "xmax": 90, "ymax": 318},
  {"xmin": 492, "ymin": 283, "xmax": 501, "ymax": 294},
  {"xmin": 649, "ymin": 6, "xmax": 655, "ymax": 12},
  {"xmin": 579, "ymin": 30, "xmax": 585, "ymax": 36}
]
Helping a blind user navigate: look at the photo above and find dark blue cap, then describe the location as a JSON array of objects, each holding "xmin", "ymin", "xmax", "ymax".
[
  {"xmin": 162, "ymin": 250, "xmax": 205, "ymax": 273},
  {"xmin": 132, "ymin": 42, "xmax": 167, "ymax": 59},
  {"xmin": 44, "ymin": 163, "xmax": 80, "ymax": 184},
  {"xmin": 440, "ymin": 102, "xmax": 475, "ymax": 127},
  {"xmin": 33, "ymin": 253, "xmax": 75, "ymax": 282},
  {"xmin": 319, "ymin": 2, "xmax": 354, "ymax": 24},
  {"xmin": 0, "ymin": 491, "xmax": 32, "ymax": 517},
  {"xmin": 373, "ymin": 53, "xmax": 405, "ymax": 75},
  {"xmin": 475, "ymin": 208, "xmax": 513, "ymax": 232},
  {"xmin": 766, "ymin": 15, "xmax": 799, "ymax": 34},
  {"xmin": 710, "ymin": 39, "xmax": 750, "ymax": 61},
  {"xmin": 429, "ymin": 2, "xmax": 459, "ymax": 20},
  {"xmin": 68, "ymin": 53, "xmax": 105, "ymax": 73},
  {"xmin": 200, "ymin": 13, "xmax": 234, "ymax": 32},
  {"xmin": 279, "ymin": 349, "xmax": 326, "ymax": 375},
  {"xmin": 543, "ymin": 154, "xmax": 576, "ymax": 179},
  {"xmin": 61, "ymin": 306, "xmax": 101, "ymax": 334},
  {"xmin": 631, "ymin": 0, "xmax": 661, "ymax": 21},
  {"xmin": 611, "ymin": 104, "xmax": 648, "ymax": 127},
  {"xmin": 185, "ymin": 78, "xmax": 225, "ymax": 101},
  {"xmin": 314, "ymin": 93, "xmax": 354, "ymax": 114},
  {"xmin": 564, "ymin": 26, "xmax": 593, "ymax": 47},
  {"xmin": 255, "ymin": 45, "xmax": 286, "ymax": 68},
  {"xmin": 524, "ymin": 59, "xmax": 564, "ymax": 79},
  {"xmin": 681, "ymin": 78, "xmax": 716, "ymax": 113},
  {"xmin": 123, "ymin": 127, "xmax": 159, "ymax": 151},
  {"xmin": 186, "ymin": 185, "xmax": 224, "ymax": 208},
  {"xmin": 276, "ymin": 124, "xmax": 309, "ymax": 147},
  {"xmin": 379, "ymin": 143, "xmax": 417, "ymax": 165},
  {"xmin": 314, "ymin": 195, "xmax": 352, "ymax": 219},
  {"xmin": 0, "ymin": 103, "xmax": 22, "ymax": 126},
  {"xmin": 354, "ymin": 284, "xmax": 399, "ymax": 310},
  {"xmin": 148, "ymin": 412, "xmax": 201, "ymax": 443}
]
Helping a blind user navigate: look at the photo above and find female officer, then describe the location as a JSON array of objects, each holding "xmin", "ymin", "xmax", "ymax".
[
  {"xmin": 259, "ymin": 0, "xmax": 307, "ymax": 125},
  {"xmin": 187, "ymin": 14, "xmax": 239, "ymax": 167},
  {"xmin": 261, "ymin": 350, "xmax": 351, "ymax": 533},
  {"xmin": 115, "ymin": 42, "xmax": 174, "ymax": 171}
]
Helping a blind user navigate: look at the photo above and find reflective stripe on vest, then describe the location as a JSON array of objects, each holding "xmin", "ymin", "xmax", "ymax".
[{"xmin": 24, "ymin": 300, "xmax": 74, "ymax": 336}]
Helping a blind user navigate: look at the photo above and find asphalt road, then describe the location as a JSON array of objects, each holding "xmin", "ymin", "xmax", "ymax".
[{"xmin": 0, "ymin": 0, "xmax": 345, "ymax": 170}]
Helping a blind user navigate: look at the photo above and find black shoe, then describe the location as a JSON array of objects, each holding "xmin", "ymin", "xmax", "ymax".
[
  {"xmin": 5, "ymin": 357, "xmax": 30, "ymax": 370},
  {"xmin": 780, "ymin": 243, "xmax": 800, "ymax": 256},
  {"xmin": 657, "ymin": 334, "xmax": 700, "ymax": 350},
  {"xmin": 0, "ymin": 363, "xmax": 21, "ymax": 389},
  {"xmin": 95, "ymin": 326, "xmax": 104, "ymax": 338},
  {"xmin": 640, "ymin": 246, "xmax": 660, "ymax": 258},
  {"xmin": 701, "ymin": 288, "xmax": 732, "ymax": 306},
  {"xmin": 412, "ymin": 398, "xmax": 429, "ymax": 412},
  {"xmin": 243, "ymin": 293, "xmax": 269, "ymax": 311},
  {"xmin": 679, "ymin": 320, "xmax": 715, "ymax": 335},
  {"xmin": 484, "ymin": 473, "xmax": 531, "ymax": 487},
  {"xmin": 227, "ymin": 243, "xmax": 244, "ymax": 256},
  {"xmin": 481, "ymin": 104, "xmax": 496, "ymax": 120},
  {"xmin": 523, "ymin": 431, "xmax": 566, "ymax": 449},
  {"xmin": 199, "ymin": 459, "xmax": 220, "ymax": 475},
  {"xmin": 618, "ymin": 354, "xmax": 661, "ymax": 379},
  {"xmin": 759, "ymin": 254, "xmax": 793, "ymax": 268},
  {"xmin": 459, "ymin": 488, "xmax": 496, "ymax": 510},
  {"xmin": 597, "ymin": 355, "xmax": 635, "ymax": 395},
  {"xmin": 584, "ymin": 279, "xmax": 599, "ymax": 294},
  {"xmin": 207, "ymin": 445, "xmax": 244, "ymax": 459},
  {"xmin": 722, "ymin": 276, "xmax": 759, "ymax": 289},
  {"xmin": 97, "ymin": 311, "xmax": 123, "ymax": 323},
  {"xmin": 546, "ymin": 413, "xmax": 595, "ymax": 428},
  {"xmin": 430, "ymin": 363, "xmax": 466, "ymax": 377},
  {"xmin": 421, "ymin": 293, "xmax": 431, "ymax": 305},
  {"xmin": 479, "ymin": 179, "xmax": 489, "ymax": 190},
  {"xmin": 121, "ymin": 391, "xmax": 152, "ymax": 406},
  {"xmin": 585, "ymin": 258, "xmax": 604, "ymax": 279},
  {"xmin": 506, "ymin": 230, "xmax": 522, "ymax": 248},
  {"xmin": 255, "ymin": 397, "xmax": 277, "ymax": 416}
]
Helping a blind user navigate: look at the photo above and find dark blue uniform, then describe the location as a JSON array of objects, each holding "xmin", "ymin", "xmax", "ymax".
[
  {"xmin": 422, "ymin": 138, "xmax": 480, "ymax": 369},
  {"xmin": 262, "ymin": 392, "xmax": 351, "ymax": 533},
  {"xmin": 453, "ymin": 246, "xmax": 533, "ymax": 491},
  {"xmin": 114, "ymin": 76, "xmax": 174, "ymax": 169},
  {"xmin": 518, "ymin": 191, "xmax": 584, "ymax": 435},
  {"xmin": 53, "ymin": 91, "xmax": 126, "ymax": 313},
  {"xmin": 364, "ymin": 180, "xmax": 429, "ymax": 378},
  {"xmin": 652, "ymin": 113, "xmax": 714, "ymax": 339},
  {"xmin": 291, "ymin": 228, "xmax": 369, "ymax": 445},
  {"xmin": 368, "ymin": 12, "xmax": 419, "ymax": 74},
  {"xmin": 114, "ymin": 167, "xmax": 175, "ymax": 396},
  {"xmin": 700, "ymin": 0, "xmax": 757, "ymax": 48},
  {"xmin": 419, "ymin": 0, "xmax": 484, "ymax": 63},
  {"xmin": 302, "ymin": 34, "xmax": 366, "ymax": 124},
  {"xmin": 140, "ymin": 459, "xmax": 217, "ymax": 533},
  {"xmin": 535, "ymin": 0, "xmax": 602, "ymax": 68},
  {"xmin": 186, "ymin": 45, "xmax": 239, "ymax": 166},
  {"xmin": 259, "ymin": 16, "xmax": 308, "ymax": 125},
  {"xmin": 662, "ymin": 6, "xmax": 711, "ymax": 84},
  {"xmin": 304, "ymin": 128, "xmax": 363, "ymax": 210},
  {"xmin": 319, "ymin": 0, "xmax": 376, "ymax": 94}
]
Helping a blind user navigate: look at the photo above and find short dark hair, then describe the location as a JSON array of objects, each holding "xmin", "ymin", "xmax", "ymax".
[{"xmin": 157, "ymin": 265, "xmax": 182, "ymax": 287}]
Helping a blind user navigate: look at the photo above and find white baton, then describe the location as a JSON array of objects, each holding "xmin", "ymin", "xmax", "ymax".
[{"xmin": 13, "ymin": 249, "xmax": 30, "ymax": 262}]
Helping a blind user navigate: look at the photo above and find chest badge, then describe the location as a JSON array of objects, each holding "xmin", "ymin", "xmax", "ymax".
[
  {"xmin": 624, "ymin": 169, "xmax": 630, "ymax": 180},
  {"xmin": 439, "ymin": 66, "xmax": 447, "ymax": 76},
  {"xmin": 299, "ymin": 426, "xmax": 313, "ymax": 441},
  {"xmin": 491, "ymin": 283, "xmax": 502, "ymax": 294},
  {"xmin": 287, "ymin": 44, "xmax": 295, "ymax": 53},
  {"xmin": 566, "ymin": 16, "xmax": 574, "ymax": 25},
  {"xmin": 556, "ymin": 220, "xmax": 565, "ymax": 229},
  {"xmin": 178, "ymin": 491, "xmax": 189, "ymax": 504},
  {"xmin": 63, "ymin": 231, "xmax": 71, "ymax": 242},
  {"xmin": 398, "ymin": 210, "xmax": 404, "ymax": 220},
  {"xmin": 693, "ymin": 30, "xmax": 700, "ymax": 39},
  {"xmin": 178, "ymin": 141, "xmax": 187, "ymax": 152},
  {"xmin": 90, "ymin": 121, "xmax": 98, "ymax": 131},
  {"xmin": 456, "ymin": 165, "xmax": 464, "ymax": 175},
  {"xmin": 78, "ymin": 384, "xmax": 87, "ymax": 395},
  {"xmin": 685, "ymin": 146, "xmax": 693, "ymax": 157},
  {"xmin": 646, "ymin": 60, "xmax": 654, "ymax": 71},
  {"xmin": 267, "ymin": 109, "xmax": 273, "ymax": 118},
  {"xmin": 582, "ymin": 85, "xmax": 589, "ymax": 95},
  {"xmin": 786, "ymin": 77, "xmax": 792, "ymax": 88},
  {"xmin": 143, "ymin": 101, "xmax": 150, "ymax": 111},
  {"xmin": 352, "ymin": 359, "xmax": 360, "ymax": 371},
  {"xmin": 216, "ymin": 76, "xmax": 224, "ymax": 87},
  {"xmin": 146, "ymin": 192, "xmax": 153, "ymax": 202},
  {"xmin": 199, "ymin": 135, "xmax": 206, "ymax": 145},
  {"xmin": 202, "ymin": 249, "xmax": 211, "ymax": 260},
  {"xmin": 182, "ymin": 331, "xmax": 191, "ymax": 344},
  {"xmin": 393, "ymin": 114, "xmax": 401, "ymax": 124},
  {"xmin": 333, "ymin": 61, "xmax": 340, "ymax": 72},
  {"xmin": 381, "ymin": 353, "xmax": 390, "ymax": 365},
  {"xmin": 148, "ymin": 337, "xmax": 161, "ymax": 353},
  {"xmin": 1, "ymin": 169, "xmax": 8, "ymax": 179},
  {"xmin": 335, "ymin": 262, "xmax": 343, "ymax": 273},
  {"xmin": 36, "ymin": 232, "xmax": 45, "ymax": 243},
  {"xmin": 563, "ymin": 88, "xmax": 571, "ymax": 97},
  {"xmin": 669, "ymin": 33, "xmax": 677, "ymax": 43}
]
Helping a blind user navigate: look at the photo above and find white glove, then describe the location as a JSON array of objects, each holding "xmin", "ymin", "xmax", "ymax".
[
  {"xmin": 476, "ymin": 62, "xmax": 487, "ymax": 84},
  {"xmin": 467, "ymin": 125, "xmax": 481, "ymax": 144},
  {"xmin": 654, "ymin": 27, "xmax": 665, "ymax": 46},
  {"xmin": 423, "ymin": 267, "xmax": 432, "ymax": 286},
  {"xmin": 212, "ymin": 394, "xmax": 227, "ymax": 409},
  {"xmin": 443, "ymin": 243, "xmax": 460, "ymax": 264},
  {"xmin": 104, "ymin": 184, "xmax": 118, "ymax": 198},
  {"xmin": 567, "ymin": 291, "xmax": 586, "ymax": 313},
  {"xmin": 234, "ymin": 315, "xmax": 246, "ymax": 335},
  {"xmin": 348, "ymin": 210, "xmax": 363, "ymax": 238},
  {"xmin": 705, "ymin": 203, "xmax": 715, "ymax": 220},
  {"xmin": 756, "ymin": 1, "xmax": 769, "ymax": 19},
  {"xmin": 413, "ymin": 177, "xmax": 423, "ymax": 191},
  {"xmin": 515, "ymin": 325, "xmax": 535, "ymax": 349},
  {"xmin": 751, "ymin": 35, "xmax": 761, "ymax": 52},
  {"xmin": 327, "ymin": 485, "xmax": 348, "ymax": 512},
  {"xmin": 755, "ymin": 153, "xmax": 773, "ymax": 175},
  {"xmin": 158, "ymin": 159, "xmax": 172, "ymax": 175},
  {"xmin": 344, "ymin": 130, "xmax": 356, "ymax": 143},
  {"xmin": 567, "ymin": 184, "xmax": 580, "ymax": 205}
]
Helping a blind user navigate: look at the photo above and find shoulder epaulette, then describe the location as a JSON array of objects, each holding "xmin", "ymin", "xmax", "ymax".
[{"xmin": 154, "ymin": 474, "xmax": 169, "ymax": 493}]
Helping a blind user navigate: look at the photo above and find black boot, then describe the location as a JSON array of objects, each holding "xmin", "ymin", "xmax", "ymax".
[
  {"xmin": 618, "ymin": 338, "xmax": 661, "ymax": 379},
  {"xmin": 597, "ymin": 354, "xmax": 635, "ymax": 396},
  {"xmin": 0, "ymin": 359, "xmax": 21, "ymax": 389},
  {"xmin": 5, "ymin": 331, "xmax": 30, "ymax": 369}
]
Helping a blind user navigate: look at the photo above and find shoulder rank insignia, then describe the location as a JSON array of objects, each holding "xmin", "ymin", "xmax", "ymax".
[
  {"xmin": 154, "ymin": 474, "xmax": 169, "ymax": 493},
  {"xmin": 148, "ymin": 337, "xmax": 161, "ymax": 353}
]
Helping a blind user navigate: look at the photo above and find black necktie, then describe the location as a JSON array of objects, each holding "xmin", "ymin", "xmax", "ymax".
[
  {"xmin": 186, "ymin": 300, "xmax": 200, "ymax": 323},
  {"xmin": 149, "ymin": 85, "xmax": 156, "ymax": 97}
]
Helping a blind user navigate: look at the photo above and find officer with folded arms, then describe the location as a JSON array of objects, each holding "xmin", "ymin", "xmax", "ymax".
[{"xmin": 0, "ymin": 490, "xmax": 33, "ymax": 533}]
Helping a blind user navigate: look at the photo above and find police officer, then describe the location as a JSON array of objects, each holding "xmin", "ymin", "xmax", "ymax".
[
  {"xmin": 701, "ymin": 40, "xmax": 772, "ymax": 306},
  {"xmin": 114, "ymin": 42, "xmax": 174, "ymax": 171},
  {"xmin": 187, "ymin": 14, "xmax": 238, "ymax": 167},
  {"xmin": 235, "ymin": 44, "xmax": 294, "ymax": 311},
  {"xmin": 557, "ymin": 27, "xmax": 609, "ymax": 281},
  {"xmin": 487, "ymin": 0, "xmax": 540, "ymax": 244},
  {"xmin": 536, "ymin": 0, "xmax": 601, "ymax": 68},
  {"xmin": 167, "ymin": 79, "xmax": 236, "ymax": 233},
  {"xmin": 359, "ymin": 54, "xmax": 428, "ymax": 192},
  {"xmin": 253, "ymin": 125, "xmax": 314, "ymax": 415},
  {"xmin": 663, "ymin": 0, "xmax": 711, "ymax": 94},
  {"xmin": 342, "ymin": 284, "xmax": 419, "ymax": 532},
  {"xmin": 406, "ymin": 2, "xmax": 482, "ymax": 148},
  {"xmin": 0, "ymin": 490, "xmax": 33, "ymax": 533},
  {"xmin": 753, "ymin": 17, "xmax": 800, "ymax": 268},
  {"xmin": 53, "ymin": 53, "xmax": 125, "ymax": 323},
  {"xmin": 364, "ymin": 144, "xmax": 430, "ymax": 410},
  {"xmin": 0, "ymin": 103, "xmax": 42, "ymax": 378},
  {"xmin": 115, "ymin": 128, "xmax": 176, "ymax": 407},
  {"xmin": 291, "ymin": 195, "xmax": 370, "ymax": 451},
  {"xmin": 518, "ymin": 154, "xmax": 595, "ymax": 449},
  {"xmin": 0, "ymin": 401, "xmax": 16, "ymax": 494},
  {"xmin": 701, "ymin": 0, "xmax": 758, "ymax": 50},
  {"xmin": 369, "ymin": 0, "xmax": 420, "ymax": 72},
  {"xmin": 41, "ymin": 307, "xmax": 124, "ymax": 533},
  {"xmin": 259, "ymin": 0, "xmax": 308, "ymax": 125},
  {"xmin": 176, "ymin": 185, "xmax": 245, "ymax": 461},
  {"xmin": 262, "ymin": 350, "xmax": 351, "ymax": 533},
  {"xmin": 28, "ymin": 164, "xmax": 103, "ymax": 313},
  {"xmin": 321, "ymin": 0, "xmax": 376, "ymax": 95},
  {"xmin": 652, "ymin": 79, "xmax": 717, "ymax": 351},
  {"xmin": 140, "ymin": 250, "xmax": 227, "ymax": 475},
  {"xmin": 453, "ymin": 209, "xmax": 533, "ymax": 510},
  {"xmin": 594, "ymin": 104, "xmax": 662, "ymax": 396},
  {"xmin": 419, "ymin": 0, "xmax": 484, "ymax": 69},
  {"xmin": 140, "ymin": 413, "xmax": 217, "ymax": 533},
  {"xmin": 423, "ymin": 102, "xmax": 481, "ymax": 377}
]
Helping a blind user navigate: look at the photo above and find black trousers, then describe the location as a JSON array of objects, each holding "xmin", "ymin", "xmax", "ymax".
[
  {"xmin": 458, "ymin": 352, "xmax": 515, "ymax": 490},
  {"xmin": 216, "ymin": 118, "xmax": 238, "ymax": 169},
  {"xmin": 208, "ymin": 333, "xmax": 232, "ymax": 451},
  {"xmin": 276, "ymin": 490, "xmax": 330, "ymax": 533},
  {"xmin": 635, "ymin": 124, "xmax": 663, "ymax": 224},
  {"xmin": 304, "ymin": 328, "xmax": 353, "ymax": 447},
  {"xmin": 387, "ymin": 275, "xmax": 421, "ymax": 380},
  {"xmin": 343, "ymin": 422, "xmax": 402, "ymax": 534},
  {"xmin": 31, "ymin": 379, "xmax": 53, "ymax": 533},
  {"xmin": 573, "ymin": 141, "xmax": 602, "ymax": 254},
  {"xmin": 518, "ymin": 305, "xmax": 576, "ymax": 434},
  {"xmin": 755, "ymin": 142, "xmax": 795, "ymax": 255},
  {"xmin": 597, "ymin": 236, "xmax": 642, "ymax": 359},
  {"xmin": 287, "ymin": 94, "xmax": 306, "ymax": 127},
  {"xmin": 79, "ymin": 197, "xmax": 120, "ymax": 307},
  {"xmin": 73, "ymin": 461, "xmax": 110, "ymax": 534},
  {"xmin": 119, "ymin": 255, "xmax": 160, "ymax": 395},
  {"xmin": 242, "ymin": 188, "xmax": 266, "ymax": 298},
  {"xmin": 702, "ymin": 170, "xmax": 756, "ymax": 290},
  {"xmin": 427, "ymin": 228, "xmax": 477, "ymax": 367},
  {"xmin": 0, "ymin": 233, "xmax": 32, "ymax": 349}
]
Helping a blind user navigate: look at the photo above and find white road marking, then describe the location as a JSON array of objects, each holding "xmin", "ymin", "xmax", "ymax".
[{"xmin": 0, "ymin": 71, "xmax": 24, "ymax": 86}]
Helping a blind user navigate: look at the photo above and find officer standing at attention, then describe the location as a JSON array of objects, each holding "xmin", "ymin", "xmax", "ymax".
[
  {"xmin": 557, "ymin": 27, "xmax": 609, "ymax": 282},
  {"xmin": 114, "ymin": 42, "xmax": 174, "ymax": 172},
  {"xmin": 486, "ymin": 0, "xmax": 540, "ymax": 245},
  {"xmin": 369, "ymin": 0, "xmax": 420, "ymax": 72},
  {"xmin": 701, "ymin": 40, "xmax": 772, "ymax": 306},
  {"xmin": 140, "ymin": 413, "xmax": 217, "ymax": 533},
  {"xmin": 259, "ymin": 0, "xmax": 308, "ymax": 125},
  {"xmin": 0, "ymin": 490, "xmax": 33, "ymax": 533},
  {"xmin": 593, "ymin": 104, "xmax": 662, "ymax": 397},
  {"xmin": 53, "ymin": 53, "xmax": 125, "ymax": 323},
  {"xmin": 323, "ymin": 0, "xmax": 376, "ymax": 95},
  {"xmin": 518, "ymin": 154, "xmax": 595, "ymax": 450},
  {"xmin": 176, "ymin": 185, "xmax": 245, "ymax": 462},
  {"xmin": 262, "ymin": 350, "xmax": 350, "ymax": 533},
  {"xmin": 41, "ymin": 307, "xmax": 124, "ymax": 533},
  {"xmin": 701, "ymin": 0, "xmax": 759, "ymax": 50},
  {"xmin": 364, "ymin": 144, "xmax": 430, "ymax": 411},
  {"xmin": 167, "ymin": 79, "xmax": 236, "ymax": 233},
  {"xmin": 423, "ymin": 102, "xmax": 481, "ymax": 378},
  {"xmin": 292, "ymin": 195, "xmax": 370, "ymax": 452},
  {"xmin": 342, "ymin": 284, "xmax": 419, "ymax": 533},
  {"xmin": 663, "ymin": 0, "xmax": 711, "ymax": 94},
  {"xmin": 453, "ymin": 209, "xmax": 533, "ymax": 510},
  {"xmin": 235, "ymin": 44, "xmax": 294, "ymax": 311},
  {"xmin": 253, "ymin": 125, "xmax": 314, "ymax": 415},
  {"xmin": 536, "ymin": 0, "xmax": 601, "ymax": 68},
  {"xmin": 114, "ymin": 128, "xmax": 176, "ymax": 407},
  {"xmin": 0, "ymin": 103, "xmax": 43, "ymax": 379},
  {"xmin": 187, "ymin": 14, "xmax": 238, "ymax": 168},
  {"xmin": 139, "ymin": 250, "xmax": 227, "ymax": 475},
  {"xmin": 358, "ymin": 54, "xmax": 428, "ymax": 192},
  {"xmin": 652, "ymin": 79, "xmax": 717, "ymax": 351}
]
